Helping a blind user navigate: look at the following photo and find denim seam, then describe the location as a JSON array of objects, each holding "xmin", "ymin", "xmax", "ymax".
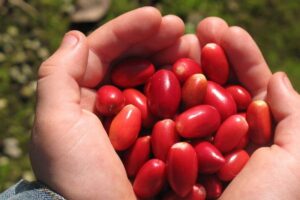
[{"xmin": 36, "ymin": 181, "xmax": 65, "ymax": 200}]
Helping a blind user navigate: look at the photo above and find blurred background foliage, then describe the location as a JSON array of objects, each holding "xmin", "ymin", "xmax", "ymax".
[{"xmin": 0, "ymin": 0, "xmax": 299, "ymax": 191}]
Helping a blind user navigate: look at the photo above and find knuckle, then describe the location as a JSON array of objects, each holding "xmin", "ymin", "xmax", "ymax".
[{"xmin": 38, "ymin": 61, "xmax": 56, "ymax": 78}]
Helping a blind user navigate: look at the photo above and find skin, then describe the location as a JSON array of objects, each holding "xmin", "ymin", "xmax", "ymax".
[{"xmin": 29, "ymin": 7, "xmax": 300, "ymax": 200}]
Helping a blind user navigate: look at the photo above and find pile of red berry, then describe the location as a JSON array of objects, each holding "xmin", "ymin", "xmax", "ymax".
[{"xmin": 96, "ymin": 43, "xmax": 273, "ymax": 200}]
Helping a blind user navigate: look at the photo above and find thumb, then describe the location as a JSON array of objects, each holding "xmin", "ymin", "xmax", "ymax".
[
  {"xmin": 35, "ymin": 31, "xmax": 89, "ymax": 133},
  {"xmin": 37, "ymin": 31, "xmax": 88, "ymax": 111},
  {"xmin": 38, "ymin": 31, "xmax": 88, "ymax": 81},
  {"xmin": 267, "ymin": 72, "xmax": 300, "ymax": 157}
]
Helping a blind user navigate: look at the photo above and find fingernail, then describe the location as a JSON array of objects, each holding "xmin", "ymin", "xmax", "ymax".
[
  {"xmin": 60, "ymin": 33, "xmax": 79, "ymax": 49},
  {"xmin": 282, "ymin": 73, "xmax": 293, "ymax": 90}
]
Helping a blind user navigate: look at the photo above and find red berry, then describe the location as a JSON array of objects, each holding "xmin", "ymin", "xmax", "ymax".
[
  {"xmin": 226, "ymin": 85, "xmax": 252, "ymax": 111},
  {"xmin": 96, "ymin": 85, "xmax": 125, "ymax": 116},
  {"xmin": 214, "ymin": 114, "xmax": 249, "ymax": 153},
  {"xmin": 194, "ymin": 141, "xmax": 225, "ymax": 174},
  {"xmin": 201, "ymin": 176, "xmax": 223, "ymax": 199},
  {"xmin": 123, "ymin": 88, "xmax": 156, "ymax": 128},
  {"xmin": 167, "ymin": 142, "xmax": 198, "ymax": 197},
  {"xmin": 151, "ymin": 119, "xmax": 180, "ymax": 161},
  {"xmin": 147, "ymin": 70, "xmax": 181, "ymax": 118},
  {"xmin": 182, "ymin": 74, "xmax": 207, "ymax": 109},
  {"xmin": 133, "ymin": 159, "xmax": 166, "ymax": 199},
  {"xmin": 204, "ymin": 81, "xmax": 237, "ymax": 121},
  {"xmin": 172, "ymin": 58, "xmax": 202, "ymax": 83},
  {"xmin": 123, "ymin": 136, "xmax": 151, "ymax": 177},
  {"xmin": 218, "ymin": 150, "xmax": 249, "ymax": 181},
  {"xmin": 246, "ymin": 100, "xmax": 272, "ymax": 145},
  {"xmin": 112, "ymin": 58, "xmax": 155, "ymax": 88},
  {"xmin": 201, "ymin": 43, "xmax": 229, "ymax": 85},
  {"xmin": 109, "ymin": 104, "xmax": 141, "ymax": 151},
  {"xmin": 175, "ymin": 105, "xmax": 221, "ymax": 139}
]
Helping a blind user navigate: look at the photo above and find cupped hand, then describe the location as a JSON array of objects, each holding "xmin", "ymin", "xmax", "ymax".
[
  {"xmin": 30, "ymin": 6, "xmax": 300, "ymax": 199},
  {"xmin": 197, "ymin": 17, "xmax": 300, "ymax": 199},
  {"xmin": 30, "ymin": 7, "xmax": 200, "ymax": 200}
]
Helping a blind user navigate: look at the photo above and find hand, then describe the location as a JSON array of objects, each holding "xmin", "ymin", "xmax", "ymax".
[
  {"xmin": 29, "ymin": 7, "xmax": 200, "ymax": 200},
  {"xmin": 197, "ymin": 17, "xmax": 300, "ymax": 199}
]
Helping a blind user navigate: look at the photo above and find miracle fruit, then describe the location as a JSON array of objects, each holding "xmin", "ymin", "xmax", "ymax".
[{"xmin": 95, "ymin": 43, "xmax": 274, "ymax": 199}]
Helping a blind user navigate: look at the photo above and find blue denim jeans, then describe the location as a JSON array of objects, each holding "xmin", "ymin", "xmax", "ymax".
[{"xmin": 0, "ymin": 180, "xmax": 65, "ymax": 200}]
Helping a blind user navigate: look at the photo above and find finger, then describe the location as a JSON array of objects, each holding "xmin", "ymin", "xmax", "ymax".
[
  {"xmin": 220, "ymin": 27, "xmax": 272, "ymax": 99},
  {"xmin": 127, "ymin": 15, "xmax": 184, "ymax": 56},
  {"xmin": 267, "ymin": 72, "xmax": 300, "ymax": 156},
  {"xmin": 151, "ymin": 34, "xmax": 201, "ymax": 66},
  {"xmin": 196, "ymin": 16, "xmax": 229, "ymax": 47},
  {"xmin": 37, "ymin": 31, "xmax": 88, "ymax": 118},
  {"xmin": 83, "ymin": 7, "xmax": 162, "ymax": 87},
  {"xmin": 267, "ymin": 72, "xmax": 300, "ymax": 121}
]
